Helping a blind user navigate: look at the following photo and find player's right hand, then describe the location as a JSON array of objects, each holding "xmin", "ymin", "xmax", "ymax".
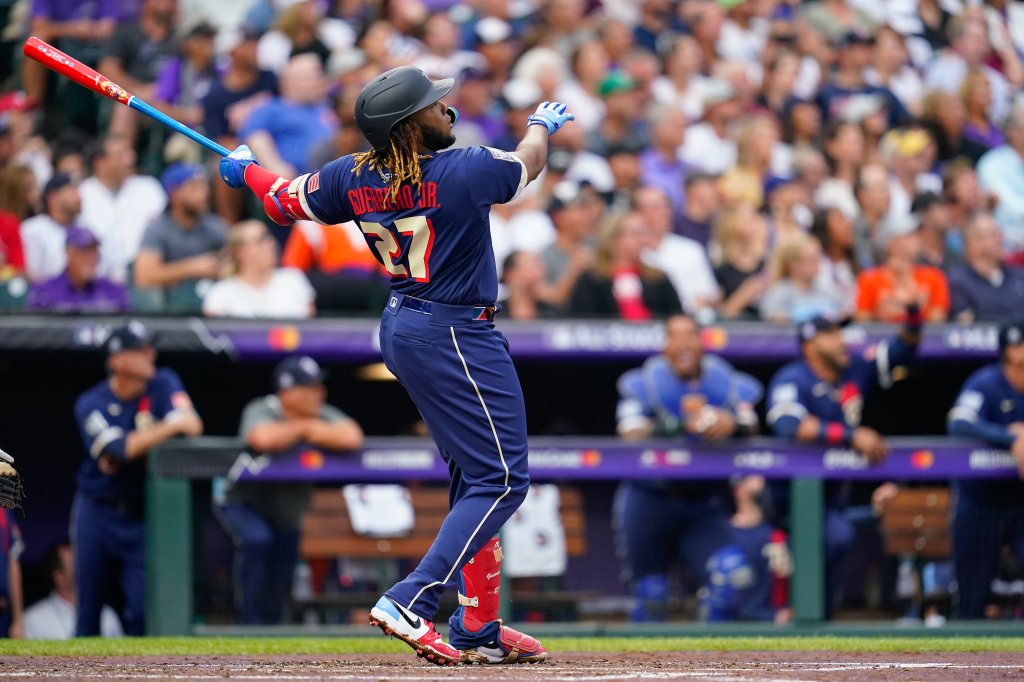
[
  {"xmin": 527, "ymin": 102, "xmax": 575, "ymax": 135},
  {"xmin": 220, "ymin": 144, "xmax": 257, "ymax": 189},
  {"xmin": 852, "ymin": 426, "xmax": 888, "ymax": 465}
]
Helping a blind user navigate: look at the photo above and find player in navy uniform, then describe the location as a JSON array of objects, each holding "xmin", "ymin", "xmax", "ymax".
[
  {"xmin": 766, "ymin": 308, "xmax": 922, "ymax": 617},
  {"xmin": 219, "ymin": 66, "xmax": 572, "ymax": 664},
  {"xmin": 0, "ymin": 506, "xmax": 24, "ymax": 638},
  {"xmin": 614, "ymin": 314, "xmax": 762, "ymax": 621},
  {"xmin": 947, "ymin": 320, "xmax": 1024, "ymax": 618},
  {"xmin": 72, "ymin": 321, "xmax": 203, "ymax": 636}
]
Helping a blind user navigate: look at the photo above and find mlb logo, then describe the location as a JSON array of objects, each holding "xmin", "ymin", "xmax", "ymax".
[{"xmin": 389, "ymin": 296, "xmax": 398, "ymax": 309}]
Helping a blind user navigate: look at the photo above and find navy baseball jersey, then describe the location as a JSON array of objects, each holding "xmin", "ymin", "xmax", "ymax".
[
  {"xmin": 703, "ymin": 523, "xmax": 790, "ymax": 622},
  {"xmin": 616, "ymin": 354, "xmax": 763, "ymax": 437},
  {"xmin": 294, "ymin": 146, "xmax": 527, "ymax": 305},
  {"xmin": 766, "ymin": 336, "xmax": 916, "ymax": 438},
  {"xmin": 73, "ymin": 368, "xmax": 193, "ymax": 502}
]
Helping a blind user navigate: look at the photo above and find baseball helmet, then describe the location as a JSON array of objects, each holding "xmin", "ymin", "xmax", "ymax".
[{"xmin": 355, "ymin": 66, "xmax": 455, "ymax": 151}]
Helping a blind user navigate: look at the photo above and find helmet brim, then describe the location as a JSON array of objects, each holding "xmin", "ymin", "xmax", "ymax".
[{"xmin": 413, "ymin": 77, "xmax": 456, "ymax": 114}]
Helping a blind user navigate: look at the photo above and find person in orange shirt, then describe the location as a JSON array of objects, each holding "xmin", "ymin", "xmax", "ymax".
[
  {"xmin": 854, "ymin": 216, "xmax": 950, "ymax": 322},
  {"xmin": 281, "ymin": 220, "xmax": 390, "ymax": 312}
]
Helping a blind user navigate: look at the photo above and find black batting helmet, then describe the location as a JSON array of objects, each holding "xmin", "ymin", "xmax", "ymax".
[{"xmin": 355, "ymin": 66, "xmax": 455, "ymax": 151}]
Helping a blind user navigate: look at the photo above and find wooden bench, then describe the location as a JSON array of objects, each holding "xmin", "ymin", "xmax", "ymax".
[
  {"xmin": 880, "ymin": 487, "xmax": 950, "ymax": 558},
  {"xmin": 297, "ymin": 485, "xmax": 588, "ymax": 620}
]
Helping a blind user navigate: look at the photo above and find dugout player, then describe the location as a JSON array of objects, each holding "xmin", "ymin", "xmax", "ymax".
[
  {"xmin": 218, "ymin": 67, "xmax": 572, "ymax": 664},
  {"xmin": 614, "ymin": 314, "xmax": 763, "ymax": 621},
  {"xmin": 0, "ymin": 508, "xmax": 24, "ymax": 638},
  {"xmin": 72, "ymin": 321, "xmax": 203, "ymax": 636},
  {"xmin": 947, "ymin": 320, "xmax": 1024, "ymax": 618},
  {"xmin": 766, "ymin": 307, "xmax": 922, "ymax": 618}
]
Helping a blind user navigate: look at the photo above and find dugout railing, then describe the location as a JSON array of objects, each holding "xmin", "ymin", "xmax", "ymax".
[{"xmin": 146, "ymin": 436, "xmax": 1020, "ymax": 636}]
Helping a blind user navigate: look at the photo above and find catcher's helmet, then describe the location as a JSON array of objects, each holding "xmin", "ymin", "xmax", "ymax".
[{"xmin": 356, "ymin": 66, "xmax": 455, "ymax": 151}]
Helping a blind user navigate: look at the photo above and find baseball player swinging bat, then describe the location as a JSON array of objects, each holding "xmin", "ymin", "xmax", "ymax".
[{"xmin": 22, "ymin": 36, "xmax": 230, "ymax": 157}]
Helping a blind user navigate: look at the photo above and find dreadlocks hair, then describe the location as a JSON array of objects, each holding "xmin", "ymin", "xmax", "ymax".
[{"xmin": 351, "ymin": 118, "xmax": 430, "ymax": 204}]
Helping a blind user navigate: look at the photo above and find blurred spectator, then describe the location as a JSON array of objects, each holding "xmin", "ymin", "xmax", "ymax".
[
  {"xmin": 309, "ymin": 88, "xmax": 366, "ymax": 168},
  {"xmin": 759, "ymin": 50, "xmax": 802, "ymax": 117},
  {"xmin": 569, "ymin": 210, "xmax": 681, "ymax": 319},
  {"xmin": 766, "ymin": 179, "xmax": 814, "ymax": 241},
  {"xmin": 882, "ymin": 128, "xmax": 942, "ymax": 234},
  {"xmin": 864, "ymin": 26, "xmax": 924, "ymax": 116},
  {"xmin": 718, "ymin": 114, "xmax": 781, "ymax": 208},
  {"xmin": 0, "ymin": 508, "xmax": 23, "ymax": 638},
  {"xmin": 605, "ymin": 141, "xmax": 645, "ymax": 214},
  {"xmin": 638, "ymin": 105, "xmax": 689, "ymax": 217},
  {"xmin": 713, "ymin": 203, "xmax": 769, "ymax": 320},
  {"xmin": 924, "ymin": 15, "xmax": 1018, "ymax": 125},
  {"xmin": 258, "ymin": 0, "xmax": 351, "ymax": 74},
  {"xmin": 676, "ymin": 172, "xmax": 720, "ymax": 247},
  {"xmin": 961, "ymin": 68, "xmax": 1005, "ymax": 152},
  {"xmin": 811, "ymin": 206, "xmax": 858, "ymax": 317},
  {"xmin": 0, "ymin": 165, "xmax": 38, "ymax": 278},
  {"xmin": 240, "ymin": 54, "xmax": 337, "ymax": 177},
  {"xmin": 920, "ymin": 89, "xmax": 988, "ymax": 166},
  {"xmin": 633, "ymin": 0, "xmax": 683, "ymax": 55},
  {"xmin": 498, "ymin": 250, "xmax": 558, "ymax": 320},
  {"xmin": 651, "ymin": 34, "xmax": 708, "ymax": 121},
  {"xmin": 539, "ymin": 180, "xmax": 598, "ymax": 310},
  {"xmin": 473, "ymin": 17, "xmax": 517, "ymax": 85},
  {"xmin": 20, "ymin": 173, "xmax": 81, "ymax": 282},
  {"xmin": 151, "ymin": 20, "xmax": 218, "ymax": 131},
  {"xmin": 616, "ymin": 313, "xmax": 762, "ymax": 621},
  {"xmin": 855, "ymin": 218, "xmax": 950, "ymax": 323},
  {"xmin": 73, "ymin": 321, "xmax": 203, "ymax": 635},
  {"xmin": 590, "ymin": 71, "xmax": 649, "ymax": 158},
  {"xmin": 597, "ymin": 14, "xmax": 635, "ymax": 67},
  {"xmin": 133, "ymin": 163, "xmax": 227, "ymax": 312},
  {"xmin": 977, "ymin": 103, "xmax": 1024, "ymax": 254},
  {"xmin": 851, "ymin": 163, "xmax": 891, "ymax": 269},
  {"xmin": 216, "ymin": 355, "xmax": 363, "ymax": 625},
  {"xmin": 944, "ymin": 160, "xmax": 991, "ymax": 240},
  {"xmin": 635, "ymin": 186, "xmax": 719, "ymax": 319},
  {"xmin": 919, "ymin": 0, "xmax": 954, "ymax": 52},
  {"xmin": 26, "ymin": 227, "xmax": 130, "ymax": 313},
  {"xmin": 799, "ymin": 0, "xmax": 877, "ymax": 46},
  {"xmin": 815, "ymin": 121, "xmax": 865, "ymax": 221},
  {"xmin": 760, "ymin": 232, "xmax": 842, "ymax": 323},
  {"xmin": 817, "ymin": 31, "xmax": 910, "ymax": 129},
  {"xmin": 203, "ymin": 220, "xmax": 315, "ymax": 319},
  {"xmin": 23, "ymin": 543, "xmax": 123, "ymax": 639},
  {"xmin": 947, "ymin": 320, "xmax": 1024, "ymax": 619},
  {"xmin": 98, "ymin": 0, "xmax": 180, "ymax": 141},
  {"xmin": 767, "ymin": 311, "xmax": 922, "ymax": 617},
  {"xmin": 948, "ymin": 212, "xmax": 1024, "ymax": 323},
  {"xmin": 447, "ymin": 69, "xmax": 501, "ymax": 149},
  {"xmin": 78, "ymin": 135, "xmax": 167, "ymax": 284},
  {"xmin": 681, "ymin": 80, "xmax": 744, "ymax": 174},
  {"xmin": 554, "ymin": 40, "xmax": 609, "ymax": 134},
  {"xmin": 281, "ymin": 221, "xmax": 390, "ymax": 314},
  {"xmin": 912, "ymin": 192, "xmax": 962, "ymax": 271},
  {"xmin": 701, "ymin": 476, "xmax": 793, "ymax": 624},
  {"xmin": 415, "ymin": 11, "xmax": 485, "ymax": 78}
]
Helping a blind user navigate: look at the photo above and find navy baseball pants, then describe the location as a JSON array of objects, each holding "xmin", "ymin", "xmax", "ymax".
[
  {"xmin": 953, "ymin": 481, "xmax": 1024, "ymax": 618},
  {"xmin": 379, "ymin": 293, "xmax": 529, "ymax": 621},
  {"xmin": 71, "ymin": 493, "xmax": 145, "ymax": 636}
]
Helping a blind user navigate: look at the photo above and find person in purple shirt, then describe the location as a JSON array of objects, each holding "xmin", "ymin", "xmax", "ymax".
[
  {"xmin": 151, "ymin": 20, "xmax": 218, "ymax": 130},
  {"xmin": 27, "ymin": 226, "xmax": 130, "ymax": 313},
  {"xmin": 639, "ymin": 105, "xmax": 692, "ymax": 219}
]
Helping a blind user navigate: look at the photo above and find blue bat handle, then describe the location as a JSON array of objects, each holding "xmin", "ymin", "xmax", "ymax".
[{"xmin": 129, "ymin": 98, "xmax": 231, "ymax": 157}]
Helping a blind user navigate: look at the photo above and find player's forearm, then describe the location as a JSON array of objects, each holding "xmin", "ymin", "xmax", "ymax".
[
  {"xmin": 948, "ymin": 417, "xmax": 1016, "ymax": 448},
  {"xmin": 514, "ymin": 126, "xmax": 550, "ymax": 184},
  {"xmin": 8, "ymin": 556, "xmax": 22, "ymax": 623},
  {"xmin": 124, "ymin": 420, "xmax": 184, "ymax": 461},
  {"xmin": 134, "ymin": 255, "xmax": 201, "ymax": 288},
  {"xmin": 245, "ymin": 420, "xmax": 312, "ymax": 453},
  {"xmin": 304, "ymin": 420, "xmax": 365, "ymax": 451}
]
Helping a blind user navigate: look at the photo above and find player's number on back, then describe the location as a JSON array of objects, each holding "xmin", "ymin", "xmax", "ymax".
[{"xmin": 359, "ymin": 216, "xmax": 434, "ymax": 282}]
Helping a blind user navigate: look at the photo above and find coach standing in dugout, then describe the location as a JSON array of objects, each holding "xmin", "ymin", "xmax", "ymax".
[
  {"xmin": 947, "ymin": 320, "xmax": 1024, "ymax": 618},
  {"xmin": 614, "ymin": 313, "xmax": 763, "ymax": 621},
  {"xmin": 72, "ymin": 321, "xmax": 203, "ymax": 636},
  {"xmin": 766, "ymin": 306, "xmax": 923, "ymax": 618},
  {"xmin": 216, "ymin": 355, "xmax": 363, "ymax": 625}
]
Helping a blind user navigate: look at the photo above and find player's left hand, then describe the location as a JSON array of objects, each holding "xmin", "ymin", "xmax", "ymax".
[
  {"xmin": 527, "ymin": 102, "xmax": 574, "ymax": 135},
  {"xmin": 219, "ymin": 145, "xmax": 258, "ymax": 189}
]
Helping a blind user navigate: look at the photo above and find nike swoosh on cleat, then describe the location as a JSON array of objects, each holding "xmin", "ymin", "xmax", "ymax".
[{"xmin": 387, "ymin": 596, "xmax": 421, "ymax": 629}]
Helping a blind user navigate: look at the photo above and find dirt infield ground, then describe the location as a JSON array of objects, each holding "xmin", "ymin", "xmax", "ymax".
[{"xmin": 1, "ymin": 652, "xmax": 1021, "ymax": 681}]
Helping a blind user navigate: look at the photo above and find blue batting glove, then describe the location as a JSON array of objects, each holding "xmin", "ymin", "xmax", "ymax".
[
  {"xmin": 219, "ymin": 144, "xmax": 257, "ymax": 189},
  {"xmin": 527, "ymin": 101, "xmax": 574, "ymax": 135}
]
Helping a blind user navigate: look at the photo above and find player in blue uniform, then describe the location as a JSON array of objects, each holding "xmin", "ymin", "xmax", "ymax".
[
  {"xmin": 219, "ymin": 66, "xmax": 572, "ymax": 665},
  {"xmin": 72, "ymin": 321, "xmax": 203, "ymax": 636},
  {"xmin": 947, "ymin": 320, "xmax": 1024, "ymax": 618},
  {"xmin": 766, "ymin": 309, "xmax": 922, "ymax": 617},
  {"xmin": 0, "ymin": 506, "xmax": 24, "ymax": 638},
  {"xmin": 615, "ymin": 314, "xmax": 762, "ymax": 621}
]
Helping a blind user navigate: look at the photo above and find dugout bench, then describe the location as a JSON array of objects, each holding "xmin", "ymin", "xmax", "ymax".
[{"xmin": 147, "ymin": 436, "xmax": 1019, "ymax": 636}]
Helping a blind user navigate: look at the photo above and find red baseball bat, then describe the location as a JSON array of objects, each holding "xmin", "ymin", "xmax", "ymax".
[{"xmin": 22, "ymin": 36, "xmax": 230, "ymax": 156}]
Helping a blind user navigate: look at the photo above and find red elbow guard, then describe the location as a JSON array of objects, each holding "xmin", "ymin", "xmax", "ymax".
[{"xmin": 243, "ymin": 163, "xmax": 311, "ymax": 226}]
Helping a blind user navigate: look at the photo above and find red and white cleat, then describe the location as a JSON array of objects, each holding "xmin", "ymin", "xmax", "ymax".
[
  {"xmin": 369, "ymin": 596, "xmax": 460, "ymax": 666},
  {"xmin": 458, "ymin": 623, "xmax": 548, "ymax": 664}
]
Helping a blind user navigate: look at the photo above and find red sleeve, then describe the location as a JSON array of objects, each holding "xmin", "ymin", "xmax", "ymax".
[
  {"xmin": 242, "ymin": 164, "xmax": 312, "ymax": 226},
  {"xmin": 854, "ymin": 270, "xmax": 877, "ymax": 317},
  {"xmin": 0, "ymin": 214, "xmax": 25, "ymax": 270},
  {"xmin": 923, "ymin": 268, "xmax": 950, "ymax": 319}
]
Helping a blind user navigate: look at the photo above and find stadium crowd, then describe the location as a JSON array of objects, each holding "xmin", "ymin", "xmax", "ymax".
[
  {"xmin": 2, "ymin": 0, "xmax": 1024, "ymax": 636},
  {"xmin": 2, "ymin": 0, "xmax": 1024, "ymax": 321}
]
